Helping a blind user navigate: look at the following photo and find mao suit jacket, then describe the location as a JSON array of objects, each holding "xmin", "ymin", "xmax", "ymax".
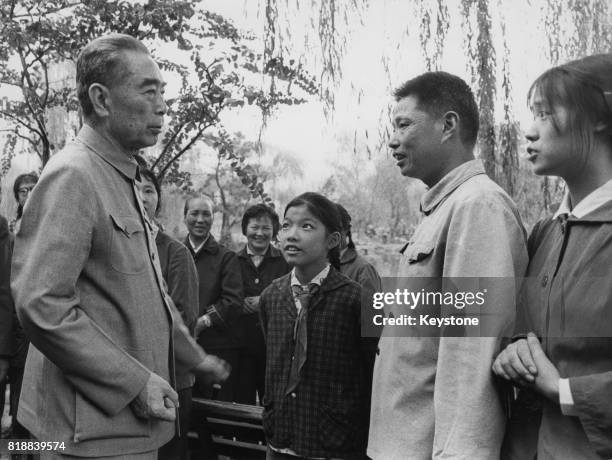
[{"xmin": 11, "ymin": 125, "xmax": 205, "ymax": 457}]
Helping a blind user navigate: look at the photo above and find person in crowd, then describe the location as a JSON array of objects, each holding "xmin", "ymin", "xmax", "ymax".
[
  {"xmin": 336, "ymin": 203, "xmax": 382, "ymax": 304},
  {"xmin": 260, "ymin": 192, "xmax": 375, "ymax": 460},
  {"xmin": 10, "ymin": 33, "xmax": 229, "ymax": 459},
  {"xmin": 184, "ymin": 195, "xmax": 243, "ymax": 401},
  {"xmin": 10, "ymin": 173, "xmax": 38, "ymax": 234},
  {"xmin": 7, "ymin": 173, "xmax": 38, "ymax": 442},
  {"xmin": 135, "ymin": 164, "xmax": 198, "ymax": 460},
  {"xmin": 493, "ymin": 53, "xmax": 612, "ymax": 460},
  {"xmin": 0, "ymin": 211, "xmax": 12, "ymax": 430},
  {"xmin": 235, "ymin": 203, "xmax": 290, "ymax": 405},
  {"xmin": 368, "ymin": 71, "xmax": 528, "ymax": 460}
]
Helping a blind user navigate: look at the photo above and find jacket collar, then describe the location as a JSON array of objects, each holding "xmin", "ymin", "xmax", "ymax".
[
  {"xmin": 77, "ymin": 124, "xmax": 138, "ymax": 180},
  {"xmin": 273, "ymin": 265, "xmax": 350, "ymax": 295},
  {"xmin": 420, "ymin": 159, "xmax": 485, "ymax": 215},
  {"xmin": 184, "ymin": 233, "xmax": 219, "ymax": 257},
  {"xmin": 566, "ymin": 199, "xmax": 612, "ymax": 223},
  {"xmin": 554, "ymin": 178, "xmax": 612, "ymax": 220},
  {"xmin": 340, "ymin": 247, "xmax": 357, "ymax": 265},
  {"xmin": 272, "ymin": 266, "xmax": 351, "ymax": 318}
]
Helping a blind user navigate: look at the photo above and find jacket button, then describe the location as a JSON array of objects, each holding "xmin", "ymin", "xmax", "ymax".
[
  {"xmin": 255, "ymin": 278, "xmax": 259, "ymax": 284},
  {"xmin": 541, "ymin": 275, "xmax": 548, "ymax": 287},
  {"xmin": 290, "ymin": 392, "xmax": 296, "ymax": 398}
]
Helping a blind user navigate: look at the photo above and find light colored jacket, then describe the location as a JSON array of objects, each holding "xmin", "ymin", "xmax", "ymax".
[
  {"xmin": 368, "ymin": 160, "xmax": 528, "ymax": 460},
  {"xmin": 11, "ymin": 125, "xmax": 204, "ymax": 457}
]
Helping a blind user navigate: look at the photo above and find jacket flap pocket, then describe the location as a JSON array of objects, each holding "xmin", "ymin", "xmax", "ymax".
[
  {"xmin": 404, "ymin": 242, "xmax": 434, "ymax": 263},
  {"xmin": 110, "ymin": 214, "xmax": 143, "ymax": 237}
]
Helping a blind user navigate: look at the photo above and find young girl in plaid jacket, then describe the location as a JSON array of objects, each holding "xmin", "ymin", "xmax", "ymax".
[{"xmin": 259, "ymin": 192, "xmax": 376, "ymax": 460}]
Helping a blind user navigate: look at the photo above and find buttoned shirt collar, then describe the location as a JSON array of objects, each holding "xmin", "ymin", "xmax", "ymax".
[
  {"xmin": 553, "ymin": 178, "xmax": 612, "ymax": 219},
  {"xmin": 246, "ymin": 243, "xmax": 268, "ymax": 267},
  {"xmin": 77, "ymin": 124, "xmax": 138, "ymax": 180},
  {"xmin": 188, "ymin": 234, "xmax": 209, "ymax": 255},
  {"xmin": 420, "ymin": 159, "xmax": 485, "ymax": 215}
]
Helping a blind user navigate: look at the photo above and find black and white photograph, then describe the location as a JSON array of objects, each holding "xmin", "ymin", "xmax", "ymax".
[{"xmin": 1, "ymin": 0, "xmax": 612, "ymax": 459}]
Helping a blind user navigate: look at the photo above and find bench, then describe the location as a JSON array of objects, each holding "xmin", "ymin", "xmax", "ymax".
[{"xmin": 190, "ymin": 398, "xmax": 266, "ymax": 459}]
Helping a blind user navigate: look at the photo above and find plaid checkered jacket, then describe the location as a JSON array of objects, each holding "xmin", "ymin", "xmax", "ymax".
[{"xmin": 260, "ymin": 267, "xmax": 375, "ymax": 458}]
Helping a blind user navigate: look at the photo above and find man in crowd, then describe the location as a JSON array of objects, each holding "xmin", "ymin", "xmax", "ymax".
[
  {"xmin": 0, "ymin": 211, "xmax": 12, "ymax": 422},
  {"xmin": 368, "ymin": 72, "xmax": 528, "ymax": 459},
  {"xmin": 183, "ymin": 196, "xmax": 243, "ymax": 402},
  {"xmin": 11, "ymin": 34, "xmax": 229, "ymax": 459}
]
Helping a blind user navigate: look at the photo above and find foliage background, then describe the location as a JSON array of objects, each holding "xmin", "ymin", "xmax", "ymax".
[{"xmin": 1, "ymin": 0, "xmax": 611, "ymax": 273}]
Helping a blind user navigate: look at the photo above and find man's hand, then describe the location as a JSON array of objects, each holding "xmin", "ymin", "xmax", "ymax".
[
  {"xmin": 193, "ymin": 354, "xmax": 231, "ymax": 387},
  {"xmin": 527, "ymin": 333, "xmax": 560, "ymax": 401},
  {"xmin": 492, "ymin": 336, "xmax": 538, "ymax": 385},
  {"xmin": 243, "ymin": 296, "xmax": 260, "ymax": 314},
  {"xmin": 0, "ymin": 358, "xmax": 9, "ymax": 382},
  {"xmin": 130, "ymin": 372, "xmax": 178, "ymax": 422}
]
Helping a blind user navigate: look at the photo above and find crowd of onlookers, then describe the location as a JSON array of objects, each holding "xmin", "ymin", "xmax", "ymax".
[{"xmin": 1, "ymin": 161, "xmax": 382, "ymax": 460}]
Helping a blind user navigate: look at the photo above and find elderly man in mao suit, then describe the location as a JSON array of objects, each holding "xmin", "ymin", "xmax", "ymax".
[{"xmin": 11, "ymin": 34, "xmax": 229, "ymax": 459}]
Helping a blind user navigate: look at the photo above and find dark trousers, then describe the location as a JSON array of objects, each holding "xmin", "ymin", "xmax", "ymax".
[
  {"xmin": 159, "ymin": 387, "xmax": 192, "ymax": 460},
  {"xmin": 191, "ymin": 348, "xmax": 240, "ymax": 460},
  {"xmin": 235, "ymin": 338, "xmax": 265, "ymax": 405}
]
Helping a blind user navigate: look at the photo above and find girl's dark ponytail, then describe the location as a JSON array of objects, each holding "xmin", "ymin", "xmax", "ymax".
[
  {"xmin": 329, "ymin": 245, "xmax": 341, "ymax": 270},
  {"xmin": 336, "ymin": 203, "xmax": 356, "ymax": 250}
]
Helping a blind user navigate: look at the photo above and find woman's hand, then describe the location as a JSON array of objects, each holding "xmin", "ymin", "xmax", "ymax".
[
  {"xmin": 493, "ymin": 333, "xmax": 561, "ymax": 401},
  {"xmin": 492, "ymin": 335, "xmax": 538, "ymax": 385},
  {"xmin": 526, "ymin": 333, "xmax": 560, "ymax": 401}
]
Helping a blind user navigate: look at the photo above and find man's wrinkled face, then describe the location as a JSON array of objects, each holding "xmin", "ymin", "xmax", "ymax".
[
  {"xmin": 184, "ymin": 198, "xmax": 213, "ymax": 242},
  {"xmin": 104, "ymin": 51, "xmax": 167, "ymax": 152}
]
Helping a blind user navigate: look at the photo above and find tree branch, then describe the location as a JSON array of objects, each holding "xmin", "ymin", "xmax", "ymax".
[
  {"xmin": 152, "ymin": 122, "xmax": 186, "ymax": 170},
  {"xmin": 158, "ymin": 121, "xmax": 214, "ymax": 178},
  {"xmin": 0, "ymin": 109, "xmax": 42, "ymax": 137}
]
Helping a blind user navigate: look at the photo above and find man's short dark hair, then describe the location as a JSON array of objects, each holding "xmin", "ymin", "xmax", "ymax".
[
  {"xmin": 76, "ymin": 34, "xmax": 149, "ymax": 117},
  {"xmin": 241, "ymin": 203, "xmax": 280, "ymax": 237},
  {"xmin": 394, "ymin": 71, "xmax": 479, "ymax": 148}
]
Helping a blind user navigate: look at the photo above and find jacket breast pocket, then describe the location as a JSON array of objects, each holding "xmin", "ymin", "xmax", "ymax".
[
  {"xmin": 404, "ymin": 242, "xmax": 435, "ymax": 264},
  {"xmin": 109, "ymin": 214, "xmax": 147, "ymax": 274}
]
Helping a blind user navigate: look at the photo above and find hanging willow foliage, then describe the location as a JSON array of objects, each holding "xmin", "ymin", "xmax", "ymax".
[
  {"xmin": 460, "ymin": 0, "xmax": 498, "ymax": 183},
  {"xmin": 262, "ymin": 0, "xmax": 367, "ymax": 116},
  {"xmin": 415, "ymin": 0, "xmax": 450, "ymax": 71},
  {"xmin": 497, "ymin": 18, "xmax": 518, "ymax": 197},
  {"xmin": 258, "ymin": 0, "xmax": 612, "ymax": 210}
]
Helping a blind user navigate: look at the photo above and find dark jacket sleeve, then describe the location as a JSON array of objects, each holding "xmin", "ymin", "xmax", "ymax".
[
  {"xmin": 207, "ymin": 250, "xmax": 243, "ymax": 327},
  {"xmin": 0, "ymin": 215, "xmax": 14, "ymax": 359},
  {"xmin": 166, "ymin": 240, "xmax": 198, "ymax": 334}
]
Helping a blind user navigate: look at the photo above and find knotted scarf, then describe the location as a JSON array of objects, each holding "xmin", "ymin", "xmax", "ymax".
[{"xmin": 285, "ymin": 283, "xmax": 319, "ymax": 395}]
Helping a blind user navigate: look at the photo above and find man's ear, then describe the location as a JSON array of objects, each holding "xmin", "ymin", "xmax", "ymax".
[
  {"xmin": 88, "ymin": 83, "xmax": 111, "ymax": 118},
  {"xmin": 327, "ymin": 231, "xmax": 341, "ymax": 250},
  {"xmin": 441, "ymin": 111, "xmax": 459, "ymax": 143}
]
